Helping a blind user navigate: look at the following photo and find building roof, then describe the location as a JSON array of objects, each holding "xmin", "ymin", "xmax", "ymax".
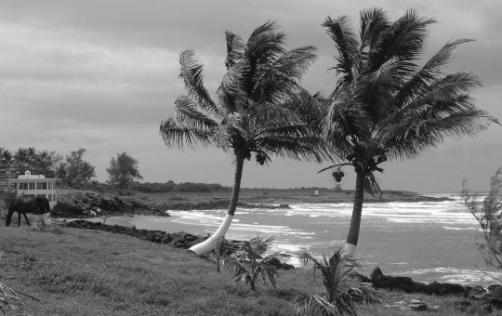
[{"xmin": 9, "ymin": 171, "xmax": 59, "ymax": 182}]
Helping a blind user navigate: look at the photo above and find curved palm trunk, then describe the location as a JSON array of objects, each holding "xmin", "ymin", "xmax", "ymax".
[
  {"xmin": 343, "ymin": 170, "xmax": 365, "ymax": 257},
  {"xmin": 188, "ymin": 156, "xmax": 245, "ymax": 255}
]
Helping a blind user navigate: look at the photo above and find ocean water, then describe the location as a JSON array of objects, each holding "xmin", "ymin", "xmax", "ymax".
[{"xmin": 99, "ymin": 194, "xmax": 502, "ymax": 285}]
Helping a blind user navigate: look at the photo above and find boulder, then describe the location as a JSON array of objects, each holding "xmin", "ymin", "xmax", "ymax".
[
  {"xmin": 52, "ymin": 201, "xmax": 83, "ymax": 217},
  {"xmin": 263, "ymin": 256, "xmax": 295, "ymax": 270},
  {"xmin": 489, "ymin": 284, "xmax": 502, "ymax": 308},
  {"xmin": 371, "ymin": 267, "xmax": 419, "ymax": 293}
]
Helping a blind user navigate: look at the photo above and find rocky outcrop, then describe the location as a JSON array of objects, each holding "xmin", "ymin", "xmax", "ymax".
[
  {"xmin": 52, "ymin": 191, "xmax": 166, "ymax": 218},
  {"xmin": 456, "ymin": 284, "xmax": 502, "ymax": 312},
  {"xmin": 370, "ymin": 267, "xmax": 467, "ymax": 295},
  {"xmin": 65, "ymin": 220, "xmax": 201, "ymax": 248}
]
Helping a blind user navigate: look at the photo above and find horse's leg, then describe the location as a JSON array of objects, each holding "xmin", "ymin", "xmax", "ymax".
[
  {"xmin": 5, "ymin": 208, "xmax": 13, "ymax": 226},
  {"xmin": 23, "ymin": 211, "xmax": 30, "ymax": 226}
]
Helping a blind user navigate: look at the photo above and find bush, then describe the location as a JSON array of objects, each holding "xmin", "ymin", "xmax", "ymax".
[
  {"xmin": 295, "ymin": 250, "xmax": 379, "ymax": 316},
  {"xmin": 463, "ymin": 167, "xmax": 502, "ymax": 268},
  {"xmin": 216, "ymin": 237, "xmax": 289, "ymax": 292}
]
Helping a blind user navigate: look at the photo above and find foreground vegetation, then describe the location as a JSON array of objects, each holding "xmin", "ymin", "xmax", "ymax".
[{"xmin": 0, "ymin": 226, "xmax": 492, "ymax": 315}]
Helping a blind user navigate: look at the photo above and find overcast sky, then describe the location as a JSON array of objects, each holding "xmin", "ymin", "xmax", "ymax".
[{"xmin": 0, "ymin": 0, "xmax": 500, "ymax": 192}]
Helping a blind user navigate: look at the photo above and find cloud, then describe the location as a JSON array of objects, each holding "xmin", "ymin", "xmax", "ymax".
[{"xmin": 0, "ymin": 0, "xmax": 500, "ymax": 191}]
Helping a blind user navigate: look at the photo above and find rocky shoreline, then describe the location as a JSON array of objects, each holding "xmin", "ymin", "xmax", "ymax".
[
  {"xmin": 64, "ymin": 219, "xmax": 295, "ymax": 270},
  {"xmin": 51, "ymin": 191, "xmax": 291, "ymax": 218},
  {"xmin": 50, "ymin": 189, "xmax": 453, "ymax": 219}
]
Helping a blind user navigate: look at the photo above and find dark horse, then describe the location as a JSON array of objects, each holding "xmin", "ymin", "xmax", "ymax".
[{"xmin": 5, "ymin": 195, "xmax": 51, "ymax": 226}]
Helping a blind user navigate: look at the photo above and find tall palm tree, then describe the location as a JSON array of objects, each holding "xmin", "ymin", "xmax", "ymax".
[
  {"xmin": 160, "ymin": 22, "xmax": 327, "ymax": 255},
  {"xmin": 320, "ymin": 8, "xmax": 499, "ymax": 257}
]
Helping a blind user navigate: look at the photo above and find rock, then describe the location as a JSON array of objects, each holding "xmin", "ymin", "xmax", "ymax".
[
  {"xmin": 426, "ymin": 281, "xmax": 465, "ymax": 295},
  {"xmin": 263, "ymin": 256, "xmax": 295, "ymax": 270},
  {"xmin": 370, "ymin": 267, "xmax": 467, "ymax": 296},
  {"xmin": 52, "ymin": 201, "xmax": 83, "ymax": 217},
  {"xmin": 489, "ymin": 284, "xmax": 502, "ymax": 308},
  {"xmin": 371, "ymin": 267, "xmax": 419, "ymax": 293},
  {"xmin": 454, "ymin": 300, "xmax": 472, "ymax": 312},
  {"xmin": 467, "ymin": 285, "xmax": 487, "ymax": 299},
  {"xmin": 409, "ymin": 302, "xmax": 427, "ymax": 311},
  {"xmin": 483, "ymin": 303, "xmax": 493, "ymax": 313}
]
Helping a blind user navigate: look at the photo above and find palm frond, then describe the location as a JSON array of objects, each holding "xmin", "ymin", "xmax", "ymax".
[
  {"xmin": 297, "ymin": 250, "xmax": 379, "ymax": 316},
  {"xmin": 179, "ymin": 50, "xmax": 218, "ymax": 113},
  {"xmin": 240, "ymin": 21, "xmax": 287, "ymax": 99},
  {"xmin": 258, "ymin": 135, "xmax": 326, "ymax": 162},
  {"xmin": 251, "ymin": 46, "xmax": 317, "ymax": 104},
  {"xmin": 359, "ymin": 8, "xmax": 389, "ymax": 52},
  {"xmin": 273, "ymin": 46, "xmax": 317, "ymax": 79},
  {"xmin": 248, "ymin": 236, "xmax": 273, "ymax": 256},
  {"xmin": 324, "ymin": 98, "xmax": 372, "ymax": 155},
  {"xmin": 245, "ymin": 21, "xmax": 285, "ymax": 60},
  {"xmin": 383, "ymin": 105, "xmax": 497, "ymax": 159},
  {"xmin": 218, "ymin": 61, "xmax": 248, "ymax": 113},
  {"xmin": 282, "ymin": 90, "xmax": 330, "ymax": 134},
  {"xmin": 295, "ymin": 294, "xmax": 339, "ymax": 316},
  {"xmin": 317, "ymin": 163, "xmax": 353, "ymax": 174},
  {"xmin": 396, "ymin": 39, "xmax": 473, "ymax": 106},
  {"xmin": 371, "ymin": 9, "xmax": 434, "ymax": 70},
  {"xmin": 225, "ymin": 31, "xmax": 244, "ymax": 69},
  {"xmin": 323, "ymin": 16, "xmax": 360, "ymax": 83},
  {"xmin": 159, "ymin": 117, "xmax": 214, "ymax": 149},
  {"xmin": 364, "ymin": 173, "xmax": 382, "ymax": 197},
  {"xmin": 226, "ymin": 236, "xmax": 285, "ymax": 291},
  {"xmin": 405, "ymin": 72, "xmax": 480, "ymax": 108},
  {"xmin": 175, "ymin": 96, "xmax": 219, "ymax": 129}
]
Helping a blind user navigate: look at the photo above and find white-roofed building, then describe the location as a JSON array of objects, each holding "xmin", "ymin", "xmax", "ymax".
[{"xmin": 9, "ymin": 171, "xmax": 59, "ymax": 208}]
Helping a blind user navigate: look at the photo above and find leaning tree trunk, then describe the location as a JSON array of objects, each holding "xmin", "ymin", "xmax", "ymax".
[
  {"xmin": 344, "ymin": 170, "xmax": 365, "ymax": 257},
  {"xmin": 188, "ymin": 155, "xmax": 245, "ymax": 255}
]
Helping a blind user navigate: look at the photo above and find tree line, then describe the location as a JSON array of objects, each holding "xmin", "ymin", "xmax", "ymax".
[{"xmin": 0, "ymin": 147, "xmax": 142, "ymax": 194}]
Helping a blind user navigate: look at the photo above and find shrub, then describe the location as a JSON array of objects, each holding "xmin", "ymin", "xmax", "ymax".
[
  {"xmin": 295, "ymin": 250, "xmax": 379, "ymax": 316},
  {"xmin": 463, "ymin": 167, "xmax": 502, "ymax": 268},
  {"xmin": 218, "ymin": 237, "xmax": 289, "ymax": 291}
]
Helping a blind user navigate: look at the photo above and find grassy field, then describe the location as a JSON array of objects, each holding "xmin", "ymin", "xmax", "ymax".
[{"xmin": 0, "ymin": 225, "xmax": 491, "ymax": 315}]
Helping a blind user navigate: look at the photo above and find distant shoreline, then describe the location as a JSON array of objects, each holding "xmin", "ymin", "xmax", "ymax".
[
  {"xmin": 149, "ymin": 189, "xmax": 452, "ymax": 211},
  {"xmin": 50, "ymin": 188, "xmax": 453, "ymax": 218}
]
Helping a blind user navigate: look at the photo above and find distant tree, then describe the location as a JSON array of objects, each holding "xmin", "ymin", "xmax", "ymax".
[
  {"xmin": 0, "ymin": 148, "xmax": 12, "ymax": 166},
  {"xmin": 319, "ymin": 8, "xmax": 499, "ymax": 257},
  {"xmin": 57, "ymin": 148, "xmax": 95, "ymax": 188},
  {"xmin": 11, "ymin": 147, "xmax": 61, "ymax": 177},
  {"xmin": 106, "ymin": 153, "xmax": 142, "ymax": 195}
]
